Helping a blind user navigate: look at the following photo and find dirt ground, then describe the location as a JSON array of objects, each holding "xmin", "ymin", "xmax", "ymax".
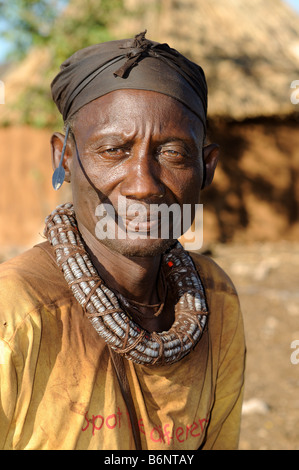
[{"xmin": 211, "ymin": 240, "xmax": 299, "ymax": 450}]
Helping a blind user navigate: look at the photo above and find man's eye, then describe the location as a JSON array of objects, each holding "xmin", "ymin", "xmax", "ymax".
[
  {"xmin": 160, "ymin": 149, "xmax": 183, "ymax": 159},
  {"xmin": 102, "ymin": 148, "xmax": 126, "ymax": 157}
]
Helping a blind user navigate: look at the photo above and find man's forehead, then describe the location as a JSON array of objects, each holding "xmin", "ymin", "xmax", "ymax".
[{"xmin": 73, "ymin": 89, "xmax": 205, "ymax": 141}]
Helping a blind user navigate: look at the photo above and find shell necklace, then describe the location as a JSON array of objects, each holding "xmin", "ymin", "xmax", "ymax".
[{"xmin": 44, "ymin": 203, "xmax": 208, "ymax": 366}]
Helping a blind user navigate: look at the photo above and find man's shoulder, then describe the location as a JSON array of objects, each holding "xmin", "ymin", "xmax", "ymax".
[
  {"xmin": 0, "ymin": 242, "xmax": 61, "ymax": 286},
  {"xmin": 0, "ymin": 242, "xmax": 68, "ymax": 340},
  {"xmin": 189, "ymin": 250, "xmax": 238, "ymax": 297}
]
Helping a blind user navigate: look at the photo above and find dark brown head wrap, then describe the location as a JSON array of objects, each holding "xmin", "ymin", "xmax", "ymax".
[{"xmin": 51, "ymin": 31, "xmax": 208, "ymax": 132}]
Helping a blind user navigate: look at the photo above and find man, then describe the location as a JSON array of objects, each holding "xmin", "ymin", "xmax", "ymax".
[{"xmin": 0, "ymin": 32, "xmax": 245, "ymax": 450}]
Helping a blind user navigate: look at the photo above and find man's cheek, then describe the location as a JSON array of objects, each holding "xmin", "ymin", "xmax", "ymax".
[{"xmin": 179, "ymin": 177, "xmax": 202, "ymax": 205}]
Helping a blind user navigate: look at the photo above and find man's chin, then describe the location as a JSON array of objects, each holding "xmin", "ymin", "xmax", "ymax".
[{"xmin": 97, "ymin": 237, "xmax": 176, "ymax": 258}]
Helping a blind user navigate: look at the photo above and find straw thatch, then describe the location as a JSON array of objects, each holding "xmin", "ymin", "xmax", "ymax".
[
  {"xmin": 0, "ymin": 48, "xmax": 53, "ymax": 126},
  {"xmin": 1, "ymin": 0, "xmax": 299, "ymax": 124},
  {"xmin": 118, "ymin": 0, "xmax": 299, "ymax": 120}
]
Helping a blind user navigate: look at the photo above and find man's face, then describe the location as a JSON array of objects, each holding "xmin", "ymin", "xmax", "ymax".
[{"xmin": 64, "ymin": 89, "xmax": 207, "ymax": 257}]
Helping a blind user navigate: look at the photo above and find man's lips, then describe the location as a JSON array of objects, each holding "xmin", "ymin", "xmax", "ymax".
[{"xmin": 121, "ymin": 212, "xmax": 161, "ymax": 233}]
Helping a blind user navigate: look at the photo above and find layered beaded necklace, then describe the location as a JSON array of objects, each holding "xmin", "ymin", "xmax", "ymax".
[{"xmin": 44, "ymin": 203, "xmax": 208, "ymax": 366}]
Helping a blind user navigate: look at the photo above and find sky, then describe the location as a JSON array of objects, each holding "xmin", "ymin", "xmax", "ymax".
[
  {"xmin": 0, "ymin": 19, "xmax": 11, "ymax": 61},
  {"xmin": 285, "ymin": 0, "xmax": 299, "ymax": 11},
  {"xmin": 0, "ymin": 0, "xmax": 299, "ymax": 63}
]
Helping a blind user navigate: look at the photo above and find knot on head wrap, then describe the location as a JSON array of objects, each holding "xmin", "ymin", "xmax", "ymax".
[
  {"xmin": 51, "ymin": 31, "xmax": 208, "ymax": 133},
  {"xmin": 114, "ymin": 30, "xmax": 158, "ymax": 77}
]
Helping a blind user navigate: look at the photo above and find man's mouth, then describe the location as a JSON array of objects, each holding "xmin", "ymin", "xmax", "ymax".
[{"xmin": 119, "ymin": 207, "xmax": 162, "ymax": 235}]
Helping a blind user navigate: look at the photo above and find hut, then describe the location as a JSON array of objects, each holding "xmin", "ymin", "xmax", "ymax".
[{"xmin": 0, "ymin": 0, "xmax": 299, "ymax": 256}]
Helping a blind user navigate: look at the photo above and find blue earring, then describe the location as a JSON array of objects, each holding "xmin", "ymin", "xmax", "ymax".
[{"xmin": 52, "ymin": 124, "xmax": 70, "ymax": 190}]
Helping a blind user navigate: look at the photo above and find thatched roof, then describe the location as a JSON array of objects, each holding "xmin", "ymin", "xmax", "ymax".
[
  {"xmin": 1, "ymin": 0, "xmax": 299, "ymax": 124},
  {"xmin": 119, "ymin": 0, "xmax": 299, "ymax": 120},
  {"xmin": 0, "ymin": 62, "xmax": 14, "ymax": 77},
  {"xmin": 0, "ymin": 48, "xmax": 52, "ymax": 126}
]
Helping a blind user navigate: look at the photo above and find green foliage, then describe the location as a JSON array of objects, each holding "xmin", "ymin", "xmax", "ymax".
[
  {"xmin": 0, "ymin": 0, "xmax": 124, "ymax": 62},
  {"xmin": 49, "ymin": 0, "xmax": 124, "ymax": 67},
  {"xmin": 0, "ymin": 0, "xmax": 66, "ymax": 60},
  {"xmin": 0, "ymin": 0, "xmax": 125, "ymax": 128},
  {"xmin": 16, "ymin": 83, "xmax": 63, "ymax": 128}
]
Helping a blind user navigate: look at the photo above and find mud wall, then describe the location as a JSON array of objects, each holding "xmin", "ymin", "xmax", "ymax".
[{"xmin": 202, "ymin": 118, "xmax": 299, "ymax": 244}]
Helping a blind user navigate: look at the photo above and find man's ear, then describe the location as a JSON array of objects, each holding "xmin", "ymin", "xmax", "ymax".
[
  {"xmin": 202, "ymin": 143, "xmax": 220, "ymax": 189},
  {"xmin": 50, "ymin": 132, "xmax": 73, "ymax": 183}
]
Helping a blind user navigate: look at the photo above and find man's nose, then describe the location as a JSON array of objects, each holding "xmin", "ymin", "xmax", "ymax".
[{"xmin": 120, "ymin": 149, "xmax": 165, "ymax": 200}]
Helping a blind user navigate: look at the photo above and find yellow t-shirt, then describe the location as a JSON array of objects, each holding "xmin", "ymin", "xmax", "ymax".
[{"xmin": 0, "ymin": 242, "xmax": 245, "ymax": 450}]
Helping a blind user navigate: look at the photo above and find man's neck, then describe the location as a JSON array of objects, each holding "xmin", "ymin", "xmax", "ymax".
[{"xmin": 78, "ymin": 224, "xmax": 162, "ymax": 306}]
